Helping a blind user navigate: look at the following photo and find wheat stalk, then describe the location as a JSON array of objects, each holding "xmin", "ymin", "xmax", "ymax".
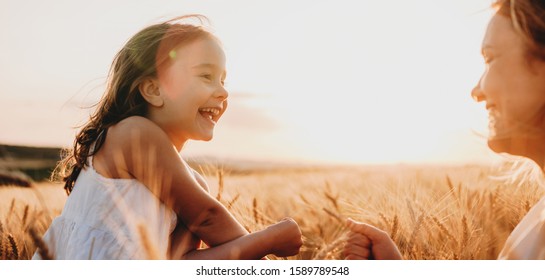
[
  {"xmin": 459, "ymin": 215, "xmax": 470, "ymax": 258},
  {"xmin": 7, "ymin": 199, "xmax": 16, "ymax": 225},
  {"xmin": 21, "ymin": 205, "xmax": 29, "ymax": 228},
  {"xmin": 491, "ymin": 186, "xmax": 500, "ymax": 209},
  {"xmin": 324, "ymin": 191, "xmax": 339, "ymax": 210},
  {"xmin": 391, "ymin": 214, "xmax": 399, "ymax": 241},
  {"xmin": 446, "ymin": 175, "xmax": 455, "ymax": 194},
  {"xmin": 312, "ymin": 234, "xmax": 346, "ymax": 260},
  {"xmin": 252, "ymin": 198, "xmax": 259, "ymax": 224},
  {"xmin": 322, "ymin": 208, "xmax": 344, "ymax": 225},
  {"xmin": 7, "ymin": 234, "xmax": 18, "ymax": 260},
  {"xmin": 523, "ymin": 200, "xmax": 531, "ymax": 212},
  {"xmin": 216, "ymin": 169, "xmax": 224, "ymax": 201},
  {"xmin": 0, "ymin": 236, "xmax": 4, "ymax": 260},
  {"xmin": 298, "ymin": 194, "xmax": 309, "ymax": 205},
  {"xmin": 406, "ymin": 199, "xmax": 416, "ymax": 224},
  {"xmin": 407, "ymin": 213, "xmax": 425, "ymax": 253},
  {"xmin": 487, "ymin": 228, "xmax": 498, "ymax": 259},
  {"xmin": 28, "ymin": 227, "xmax": 53, "ymax": 260},
  {"xmin": 431, "ymin": 215, "xmax": 455, "ymax": 242},
  {"xmin": 457, "ymin": 183, "xmax": 463, "ymax": 202},
  {"xmin": 378, "ymin": 212, "xmax": 389, "ymax": 227},
  {"xmin": 226, "ymin": 194, "xmax": 240, "ymax": 210},
  {"xmin": 316, "ymin": 224, "xmax": 324, "ymax": 238}
]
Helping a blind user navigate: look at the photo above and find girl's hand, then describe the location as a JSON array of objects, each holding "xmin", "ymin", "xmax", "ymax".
[
  {"xmin": 265, "ymin": 218, "xmax": 303, "ymax": 257},
  {"xmin": 344, "ymin": 218, "xmax": 402, "ymax": 260}
]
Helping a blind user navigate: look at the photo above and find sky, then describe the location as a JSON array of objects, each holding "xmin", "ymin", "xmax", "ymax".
[{"xmin": 0, "ymin": 0, "xmax": 500, "ymax": 165}]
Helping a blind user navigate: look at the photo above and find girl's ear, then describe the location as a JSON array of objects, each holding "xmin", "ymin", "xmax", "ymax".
[{"xmin": 139, "ymin": 78, "xmax": 164, "ymax": 108}]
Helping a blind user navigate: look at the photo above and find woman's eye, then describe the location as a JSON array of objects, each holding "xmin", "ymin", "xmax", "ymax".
[{"xmin": 483, "ymin": 53, "xmax": 494, "ymax": 64}]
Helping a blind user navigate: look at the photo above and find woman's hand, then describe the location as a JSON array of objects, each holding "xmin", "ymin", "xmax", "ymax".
[
  {"xmin": 265, "ymin": 218, "xmax": 303, "ymax": 257},
  {"xmin": 344, "ymin": 218, "xmax": 402, "ymax": 260}
]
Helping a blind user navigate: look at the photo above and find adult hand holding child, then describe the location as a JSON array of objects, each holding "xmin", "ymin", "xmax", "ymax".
[{"xmin": 344, "ymin": 218, "xmax": 402, "ymax": 260}]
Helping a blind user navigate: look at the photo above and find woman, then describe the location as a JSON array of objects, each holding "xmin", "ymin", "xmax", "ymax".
[{"xmin": 343, "ymin": 0, "xmax": 545, "ymax": 260}]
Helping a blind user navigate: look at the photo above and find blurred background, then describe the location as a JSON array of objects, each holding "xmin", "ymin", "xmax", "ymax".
[{"xmin": 0, "ymin": 0, "xmax": 499, "ymax": 179}]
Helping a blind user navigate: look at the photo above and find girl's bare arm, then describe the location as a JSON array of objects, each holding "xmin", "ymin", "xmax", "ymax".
[
  {"xmin": 105, "ymin": 116, "xmax": 248, "ymax": 246},
  {"xmin": 169, "ymin": 167, "xmax": 302, "ymax": 259},
  {"xmin": 181, "ymin": 218, "xmax": 301, "ymax": 260},
  {"xmin": 104, "ymin": 116, "xmax": 302, "ymax": 260}
]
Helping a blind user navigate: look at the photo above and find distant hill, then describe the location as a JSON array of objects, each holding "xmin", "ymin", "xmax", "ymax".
[
  {"xmin": 0, "ymin": 143, "xmax": 324, "ymax": 184},
  {"xmin": 0, "ymin": 144, "xmax": 62, "ymax": 161},
  {"xmin": 0, "ymin": 144, "xmax": 62, "ymax": 182}
]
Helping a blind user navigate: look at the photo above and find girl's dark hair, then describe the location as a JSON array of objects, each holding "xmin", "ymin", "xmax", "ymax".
[
  {"xmin": 494, "ymin": 0, "xmax": 545, "ymax": 60},
  {"xmin": 56, "ymin": 15, "xmax": 213, "ymax": 195}
]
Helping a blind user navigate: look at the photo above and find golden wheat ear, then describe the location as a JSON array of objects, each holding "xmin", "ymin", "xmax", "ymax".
[
  {"xmin": 7, "ymin": 234, "xmax": 19, "ymax": 260},
  {"xmin": 0, "ymin": 234, "xmax": 4, "ymax": 259},
  {"xmin": 28, "ymin": 227, "xmax": 53, "ymax": 260},
  {"xmin": 216, "ymin": 169, "xmax": 224, "ymax": 201}
]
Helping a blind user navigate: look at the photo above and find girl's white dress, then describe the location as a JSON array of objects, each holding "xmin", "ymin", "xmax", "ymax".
[
  {"xmin": 32, "ymin": 154, "xmax": 177, "ymax": 260},
  {"xmin": 498, "ymin": 196, "xmax": 545, "ymax": 259}
]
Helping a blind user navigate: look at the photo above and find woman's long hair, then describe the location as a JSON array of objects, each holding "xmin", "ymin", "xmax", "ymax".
[
  {"xmin": 494, "ymin": 0, "xmax": 545, "ymax": 60},
  {"xmin": 56, "ymin": 15, "xmax": 213, "ymax": 195}
]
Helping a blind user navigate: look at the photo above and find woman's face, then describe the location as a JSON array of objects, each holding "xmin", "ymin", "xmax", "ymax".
[{"xmin": 472, "ymin": 13, "xmax": 545, "ymax": 156}]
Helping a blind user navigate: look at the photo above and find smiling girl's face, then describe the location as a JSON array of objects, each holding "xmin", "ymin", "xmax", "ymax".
[
  {"xmin": 472, "ymin": 13, "xmax": 545, "ymax": 156},
  {"xmin": 149, "ymin": 36, "xmax": 229, "ymax": 150}
]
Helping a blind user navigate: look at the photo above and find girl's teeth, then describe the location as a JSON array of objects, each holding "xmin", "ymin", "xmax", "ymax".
[
  {"xmin": 200, "ymin": 108, "xmax": 219, "ymax": 115},
  {"xmin": 199, "ymin": 108, "xmax": 220, "ymax": 122}
]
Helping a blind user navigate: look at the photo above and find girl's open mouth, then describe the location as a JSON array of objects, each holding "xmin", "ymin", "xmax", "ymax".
[{"xmin": 198, "ymin": 107, "xmax": 221, "ymax": 124}]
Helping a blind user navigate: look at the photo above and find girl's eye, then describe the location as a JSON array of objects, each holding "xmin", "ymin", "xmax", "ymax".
[{"xmin": 201, "ymin": 74, "xmax": 212, "ymax": 80}]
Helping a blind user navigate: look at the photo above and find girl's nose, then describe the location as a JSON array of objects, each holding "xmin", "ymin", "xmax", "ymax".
[{"xmin": 214, "ymin": 86, "xmax": 229, "ymax": 100}]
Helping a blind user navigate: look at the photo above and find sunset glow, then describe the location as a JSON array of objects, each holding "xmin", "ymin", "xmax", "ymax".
[{"xmin": 0, "ymin": 0, "xmax": 498, "ymax": 164}]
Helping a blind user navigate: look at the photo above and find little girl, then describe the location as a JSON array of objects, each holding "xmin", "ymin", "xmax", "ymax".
[{"xmin": 33, "ymin": 15, "xmax": 302, "ymax": 260}]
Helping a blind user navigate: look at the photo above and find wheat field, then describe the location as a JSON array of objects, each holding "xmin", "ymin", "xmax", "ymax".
[{"xmin": 0, "ymin": 163, "xmax": 542, "ymax": 260}]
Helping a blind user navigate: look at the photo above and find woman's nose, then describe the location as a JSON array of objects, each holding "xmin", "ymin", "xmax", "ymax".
[{"xmin": 471, "ymin": 79, "xmax": 485, "ymax": 102}]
